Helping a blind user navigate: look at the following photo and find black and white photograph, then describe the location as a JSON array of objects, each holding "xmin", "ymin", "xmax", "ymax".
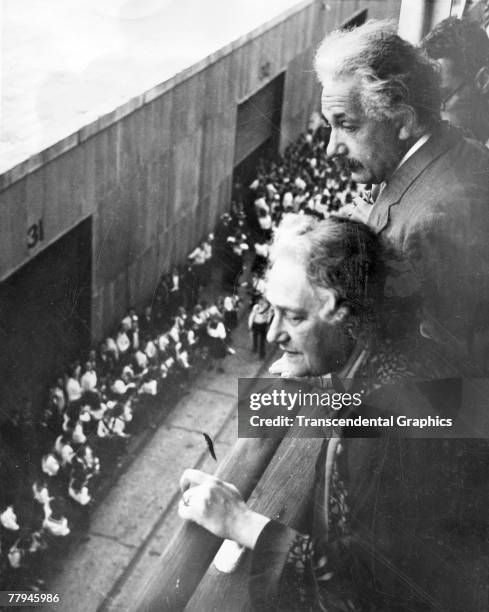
[{"xmin": 1, "ymin": 0, "xmax": 489, "ymax": 610}]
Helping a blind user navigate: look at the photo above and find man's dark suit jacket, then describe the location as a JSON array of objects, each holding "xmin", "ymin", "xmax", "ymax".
[
  {"xmin": 249, "ymin": 379, "xmax": 489, "ymax": 611},
  {"xmin": 368, "ymin": 123, "xmax": 489, "ymax": 374}
]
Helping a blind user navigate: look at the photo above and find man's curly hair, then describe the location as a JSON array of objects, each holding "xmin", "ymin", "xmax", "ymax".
[{"xmin": 315, "ymin": 20, "xmax": 441, "ymax": 129}]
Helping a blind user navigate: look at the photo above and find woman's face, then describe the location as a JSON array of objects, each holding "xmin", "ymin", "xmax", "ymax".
[{"xmin": 266, "ymin": 256, "xmax": 351, "ymax": 377}]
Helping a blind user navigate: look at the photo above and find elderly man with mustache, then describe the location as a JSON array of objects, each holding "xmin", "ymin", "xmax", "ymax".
[{"xmin": 324, "ymin": 20, "xmax": 489, "ymax": 374}]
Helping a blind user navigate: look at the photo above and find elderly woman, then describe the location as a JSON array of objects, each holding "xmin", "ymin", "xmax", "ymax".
[{"xmin": 178, "ymin": 215, "xmax": 487, "ymax": 612}]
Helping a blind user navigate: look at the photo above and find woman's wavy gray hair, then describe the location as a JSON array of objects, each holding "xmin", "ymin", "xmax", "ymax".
[
  {"xmin": 315, "ymin": 20, "xmax": 441, "ymax": 128},
  {"xmin": 269, "ymin": 214, "xmax": 385, "ymax": 326}
]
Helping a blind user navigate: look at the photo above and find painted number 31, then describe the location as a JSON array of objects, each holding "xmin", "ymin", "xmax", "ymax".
[{"xmin": 27, "ymin": 218, "xmax": 44, "ymax": 249}]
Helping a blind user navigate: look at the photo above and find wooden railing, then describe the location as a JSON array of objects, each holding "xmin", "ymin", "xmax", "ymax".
[{"xmin": 136, "ymin": 415, "xmax": 324, "ymax": 611}]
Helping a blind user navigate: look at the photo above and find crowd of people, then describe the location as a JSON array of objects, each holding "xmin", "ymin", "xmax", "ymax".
[{"xmin": 0, "ymin": 212, "xmax": 255, "ymax": 591}]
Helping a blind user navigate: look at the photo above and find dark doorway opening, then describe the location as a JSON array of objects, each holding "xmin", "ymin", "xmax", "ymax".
[
  {"xmin": 0, "ymin": 217, "xmax": 92, "ymax": 431},
  {"xmin": 233, "ymin": 137, "xmax": 275, "ymax": 197},
  {"xmin": 233, "ymin": 73, "xmax": 284, "ymax": 230}
]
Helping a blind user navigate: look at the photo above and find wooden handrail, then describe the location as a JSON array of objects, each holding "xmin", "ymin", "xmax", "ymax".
[
  {"xmin": 135, "ymin": 437, "xmax": 281, "ymax": 612},
  {"xmin": 186, "ymin": 435, "xmax": 323, "ymax": 611}
]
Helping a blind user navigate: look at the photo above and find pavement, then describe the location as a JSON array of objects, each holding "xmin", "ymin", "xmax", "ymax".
[{"xmin": 46, "ymin": 306, "xmax": 274, "ymax": 612}]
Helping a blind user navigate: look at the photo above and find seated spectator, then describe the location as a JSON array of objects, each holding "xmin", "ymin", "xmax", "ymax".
[
  {"xmin": 41, "ymin": 453, "xmax": 60, "ymax": 478},
  {"xmin": 97, "ymin": 402, "xmax": 129, "ymax": 439},
  {"xmin": 121, "ymin": 364, "xmax": 136, "ymax": 386},
  {"xmin": 168, "ymin": 320, "xmax": 181, "ymax": 344},
  {"xmin": 86, "ymin": 394, "xmax": 107, "ymax": 423},
  {"xmin": 205, "ymin": 301, "xmax": 222, "ymax": 321},
  {"xmin": 143, "ymin": 337, "xmax": 158, "ymax": 364},
  {"xmin": 54, "ymin": 434, "xmax": 75, "ymax": 467},
  {"xmin": 105, "ymin": 336, "xmax": 119, "ymax": 363},
  {"xmin": 32, "ymin": 481, "xmax": 53, "ymax": 509},
  {"xmin": 65, "ymin": 367, "xmax": 82, "ymax": 404},
  {"xmin": 42, "ymin": 499, "xmax": 70, "ymax": 537},
  {"xmin": 157, "ymin": 330, "xmax": 170, "ymax": 355},
  {"xmin": 282, "ymin": 189, "xmax": 293, "ymax": 211},
  {"xmin": 191, "ymin": 304, "xmax": 204, "ymax": 326},
  {"xmin": 116, "ymin": 325, "xmax": 131, "ymax": 362},
  {"xmin": 139, "ymin": 371, "xmax": 158, "ymax": 397},
  {"xmin": 7, "ymin": 530, "xmax": 47, "ymax": 592},
  {"xmin": 133, "ymin": 348, "xmax": 149, "ymax": 374},
  {"xmin": 0, "ymin": 505, "xmax": 20, "ymax": 532},
  {"xmin": 80, "ymin": 361, "xmax": 97, "ymax": 392},
  {"xmin": 121, "ymin": 306, "xmax": 137, "ymax": 330},
  {"xmin": 111, "ymin": 378, "xmax": 133, "ymax": 397},
  {"xmin": 174, "ymin": 306, "xmax": 188, "ymax": 331},
  {"xmin": 175, "ymin": 342, "xmax": 191, "ymax": 385},
  {"xmin": 107, "ymin": 403, "xmax": 130, "ymax": 439},
  {"xmin": 184, "ymin": 319, "xmax": 198, "ymax": 348},
  {"xmin": 265, "ymin": 182, "xmax": 277, "ymax": 200},
  {"xmin": 68, "ymin": 472, "xmax": 91, "ymax": 507},
  {"xmin": 71, "ymin": 418, "xmax": 87, "ymax": 446}
]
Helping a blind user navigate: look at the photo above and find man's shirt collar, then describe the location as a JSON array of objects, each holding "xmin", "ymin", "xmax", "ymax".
[
  {"xmin": 396, "ymin": 133, "xmax": 431, "ymax": 172},
  {"xmin": 375, "ymin": 133, "xmax": 431, "ymax": 199}
]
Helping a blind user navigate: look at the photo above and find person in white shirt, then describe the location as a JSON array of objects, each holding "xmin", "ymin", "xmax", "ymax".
[
  {"xmin": 65, "ymin": 368, "xmax": 82, "ymax": 404},
  {"xmin": 105, "ymin": 336, "xmax": 119, "ymax": 363},
  {"xmin": 282, "ymin": 190, "xmax": 293, "ymax": 211},
  {"xmin": 188, "ymin": 242, "xmax": 207, "ymax": 287},
  {"xmin": 116, "ymin": 326, "xmax": 131, "ymax": 361},
  {"xmin": 223, "ymin": 295, "xmax": 239, "ymax": 338},
  {"xmin": 80, "ymin": 361, "xmax": 97, "ymax": 392},
  {"xmin": 252, "ymin": 241, "xmax": 269, "ymax": 276},
  {"xmin": 248, "ymin": 296, "xmax": 273, "ymax": 359},
  {"xmin": 206, "ymin": 316, "xmax": 227, "ymax": 373}
]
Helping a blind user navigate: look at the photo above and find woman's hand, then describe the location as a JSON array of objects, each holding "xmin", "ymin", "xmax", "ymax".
[{"xmin": 178, "ymin": 469, "xmax": 270, "ymax": 549}]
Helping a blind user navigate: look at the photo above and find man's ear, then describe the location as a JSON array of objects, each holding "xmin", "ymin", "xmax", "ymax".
[
  {"xmin": 475, "ymin": 66, "xmax": 489, "ymax": 96},
  {"xmin": 397, "ymin": 106, "xmax": 418, "ymax": 141}
]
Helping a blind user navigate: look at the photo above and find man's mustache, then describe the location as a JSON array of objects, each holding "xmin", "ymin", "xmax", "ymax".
[
  {"xmin": 346, "ymin": 158, "xmax": 363, "ymax": 171},
  {"xmin": 330, "ymin": 154, "xmax": 363, "ymax": 172}
]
